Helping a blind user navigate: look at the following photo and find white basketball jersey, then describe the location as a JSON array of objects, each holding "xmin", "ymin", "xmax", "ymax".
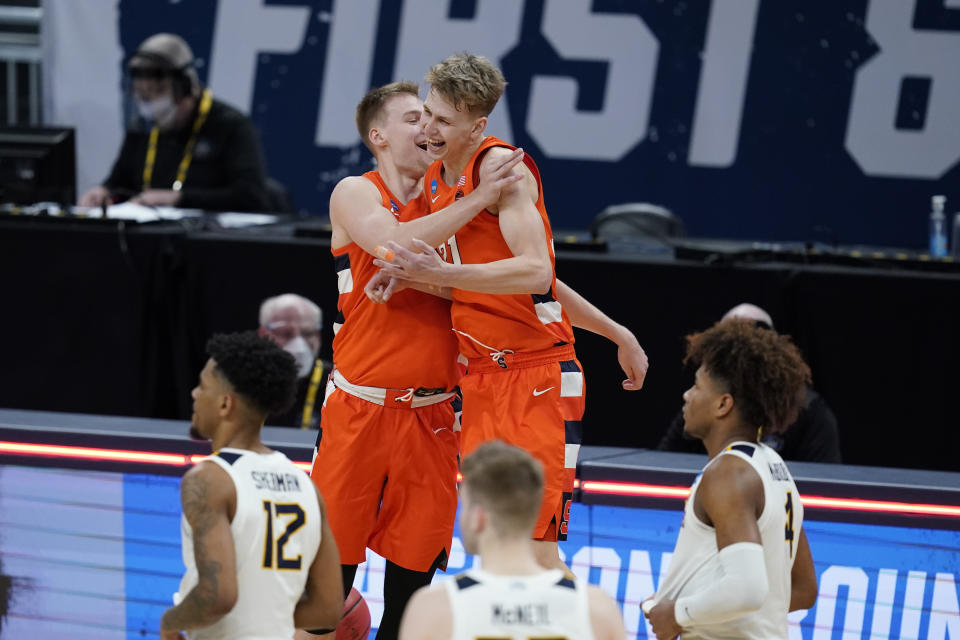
[
  {"xmin": 444, "ymin": 568, "xmax": 594, "ymax": 640},
  {"xmin": 655, "ymin": 441, "xmax": 802, "ymax": 639},
  {"xmin": 176, "ymin": 448, "xmax": 322, "ymax": 640}
]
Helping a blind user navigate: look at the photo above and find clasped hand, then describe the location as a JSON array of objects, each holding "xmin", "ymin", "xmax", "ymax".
[
  {"xmin": 365, "ymin": 239, "xmax": 444, "ymax": 303},
  {"xmin": 372, "ymin": 239, "xmax": 446, "ymax": 285}
]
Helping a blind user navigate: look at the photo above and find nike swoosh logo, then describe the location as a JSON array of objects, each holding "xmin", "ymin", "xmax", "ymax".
[
  {"xmin": 532, "ymin": 387, "xmax": 555, "ymax": 397},
  {"xmin": 433, "ymin": 427, "xmax": 445, "ymax": 434},
  {"xmin": 431, "ymin": 194, "xmax": 441, "ymax": 203}
]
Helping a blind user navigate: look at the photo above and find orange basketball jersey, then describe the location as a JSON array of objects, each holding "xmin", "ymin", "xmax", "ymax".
[
  {"xmin": 423, "ymin": 137, "xmax": 575, "ymax": 359},
  {"xmin": 330, "ymin": 171, "xmax": 460, "ymax": 389}
]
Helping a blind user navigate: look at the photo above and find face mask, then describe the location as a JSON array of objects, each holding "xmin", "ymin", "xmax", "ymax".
[
  {"xmin": 136, "ymin": 94, "xmax": 177, "ymax": 129},
  {"xmin": 284, "ymin": 336, "xmax": 316, "ymax": 378}
]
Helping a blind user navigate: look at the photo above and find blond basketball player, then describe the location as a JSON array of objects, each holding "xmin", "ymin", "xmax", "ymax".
[
  {"xmin": 399, "ymin": 441, "xmax": 625, "ymax": 640},
  {"xmin": 368, "ymin": 53, "xmax": 649, "ymax": 575},
  {"xmin": 305, "ymin": 81, "xmax": 524, "ymax": 640}
]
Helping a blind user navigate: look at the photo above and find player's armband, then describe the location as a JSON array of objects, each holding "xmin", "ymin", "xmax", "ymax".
[{"xmin": 674, "ymin": 542, "xmax": 768, "ymax": 627}]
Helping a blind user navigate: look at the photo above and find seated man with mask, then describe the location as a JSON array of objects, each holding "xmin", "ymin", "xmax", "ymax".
[
  {"xmin": 78, "ymin": 33, "xmax": 270, "ymax": 212},
  {"xmin": 258, "ymin": 293, "xmax": 331, "ymax": 430}
]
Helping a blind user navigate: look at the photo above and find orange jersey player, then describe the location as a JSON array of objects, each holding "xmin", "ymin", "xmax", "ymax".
[
  {"xmin": 305, "ymin": 81, "xmax": 523, "ymax": 640},
  {"xmin": 369, "ymin": 54, "xmax": 649, "ymax": 572}
]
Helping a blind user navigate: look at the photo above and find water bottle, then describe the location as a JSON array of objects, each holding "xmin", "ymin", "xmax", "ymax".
[{"xmin": 930, "ymin": 195, "xmax": 947, "ymax": 257}]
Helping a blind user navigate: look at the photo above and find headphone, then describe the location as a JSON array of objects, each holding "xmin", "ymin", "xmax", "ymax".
[{"xmin": 127, "ymin": 49, "xmax": 199, "ymax": 100}]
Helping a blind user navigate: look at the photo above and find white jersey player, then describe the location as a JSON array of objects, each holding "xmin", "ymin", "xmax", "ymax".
[
  {"xmin": 645, "ymin": 320, "xmax": 818, "ymax": 639},
  {"xmin": 162, "ymin": 333, "xmax": 343, "ymax": 640},
  {"xmin": 399, "ymin": 441, "xmax": 624, "ymax": 640},
  {"xmin": 443, "ymin": 568, "xmax": 594, "ymax": 640},
  {"xmin": 176, "ymin": 448, "xmax": 321, "ymax": 639}
]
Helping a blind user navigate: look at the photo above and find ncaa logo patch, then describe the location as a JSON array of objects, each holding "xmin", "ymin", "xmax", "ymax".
[{"xmin": 431, "ymin": 179, "xmax": 437, "ymax": 194}]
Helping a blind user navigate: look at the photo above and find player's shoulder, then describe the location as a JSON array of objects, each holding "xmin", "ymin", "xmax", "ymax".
[
  {"xmin": 332, "ymin": 174, "xmax": 379, "ymax": 197},
  {"xmin": 477, "ymin": 143, "xmax": 525, "ymax": 171},
  {"xmin": 477, "ymin": 143, "xmax": 537, "ymax": 200},
  {"xmin": 412, "ymin": 581, "xmax": 450, "ymax": 601},
  {"xmin": 329, "ymin": 174, "xmax": 382, "ymax": 219},
  {"xmin": 180, "ymin": 458, "xmax": 236, "ymax": 513},
  {"xmin": 586, "ymin": 584, "xmax": 626, "ymax": 640},
  {"xmin": 399, "ymin": 583, "xmax": 452, "ymax": 640},
  {"xmin": 704, "ymin": 444, "xmax": 762, "ymax": 481},
  {"xmin": 698, "ymin": 447, "xmax": 765, "ymax": 510},
  {"xmin": 184, "ymin": 456, "xmax": 232, "ymax": 483},
  {"xmin": 481, "ymin": 143, "xmax": 516, "ymax": 159}
]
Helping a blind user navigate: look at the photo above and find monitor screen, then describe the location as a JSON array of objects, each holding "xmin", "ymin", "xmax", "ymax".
[{"xmin": 0, "ymin": 126, "xmax": 76, "ymax": 205}]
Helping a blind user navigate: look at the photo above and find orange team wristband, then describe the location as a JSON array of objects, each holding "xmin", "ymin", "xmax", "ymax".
[{"xmin": 375, "ymin": 245, "xmax": 396, "ymax": 262}]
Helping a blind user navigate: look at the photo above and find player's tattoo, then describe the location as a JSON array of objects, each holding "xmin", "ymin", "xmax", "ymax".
[
  {"xmin": 161, "ymin": 470, "xmax": 225, "ymax": 632},
  {"xmin": 182, "ymin": 469, "xmax": 217, "ymax": 536}
]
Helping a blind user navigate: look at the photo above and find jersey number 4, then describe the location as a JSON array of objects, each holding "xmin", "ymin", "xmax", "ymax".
[
  {"xmin": 262, "ymin": 500, "xmax": 305, "ymax": 570},
  {"xmin": 784, "ymin": 491, "xmax": 795, "ymax": 559}
]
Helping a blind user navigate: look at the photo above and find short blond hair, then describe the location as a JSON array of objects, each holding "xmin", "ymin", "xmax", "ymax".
[
  {"xmin": 425, "ymin": 52, "xmax": 506, "ymax": 116},
  {"xmin": 461, "ymin": 441, "xmax": 543, "ymax": 536},
  {"xmin": 355, "ymin": 81, "xmax": 420, "ymax": 153}
]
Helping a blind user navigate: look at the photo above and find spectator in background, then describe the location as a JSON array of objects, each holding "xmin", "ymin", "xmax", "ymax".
[
  {"xmin": 258, "ymin": 293, "xmax": 331, "ymax": 429},
  {"xmin": 657, "ymin": 303, "xmax": 842, "ymax": 463},
  {"xmin": 78, "ymin": 33, "xmax": 270, "ymax": 212}
]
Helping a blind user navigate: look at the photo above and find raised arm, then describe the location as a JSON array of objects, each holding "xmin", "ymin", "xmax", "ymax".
[
  {"xmin": 294, "ymin": 485, "xmax": 344, "ymax": 630},
  {"xmin": 330, "ymin": 148, "xmax": 524, "ymax": 255},
  {"xmin": 161, "ymin": 462, "xmax": 239, "ymax": 637},
  {"xmin": 555, "ymin": 279, "xmax": 648, "ymax": 390}
]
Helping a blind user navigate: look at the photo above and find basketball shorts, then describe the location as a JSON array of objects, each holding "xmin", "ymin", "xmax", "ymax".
[
  {"xmin": 310, "ymin": 387, "xmax": 460, "ymax": 572},
  {"xmin": 459, "ymin": 346, "xmax": 585, "ymax": 542}
]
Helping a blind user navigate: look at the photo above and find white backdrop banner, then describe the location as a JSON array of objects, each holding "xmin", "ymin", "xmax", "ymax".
[{"xmin": 42, "ymin": 0, "xmax": 124, "ymax": 196}]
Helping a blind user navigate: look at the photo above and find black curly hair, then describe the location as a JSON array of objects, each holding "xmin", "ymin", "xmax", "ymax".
[
  {"xmin": 685, "ymin": 320, "xmax": 811, "ymax": 436},
  {"xmin": 206, "ymin": 332, "xmax": 298, "ymax": 416}
]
